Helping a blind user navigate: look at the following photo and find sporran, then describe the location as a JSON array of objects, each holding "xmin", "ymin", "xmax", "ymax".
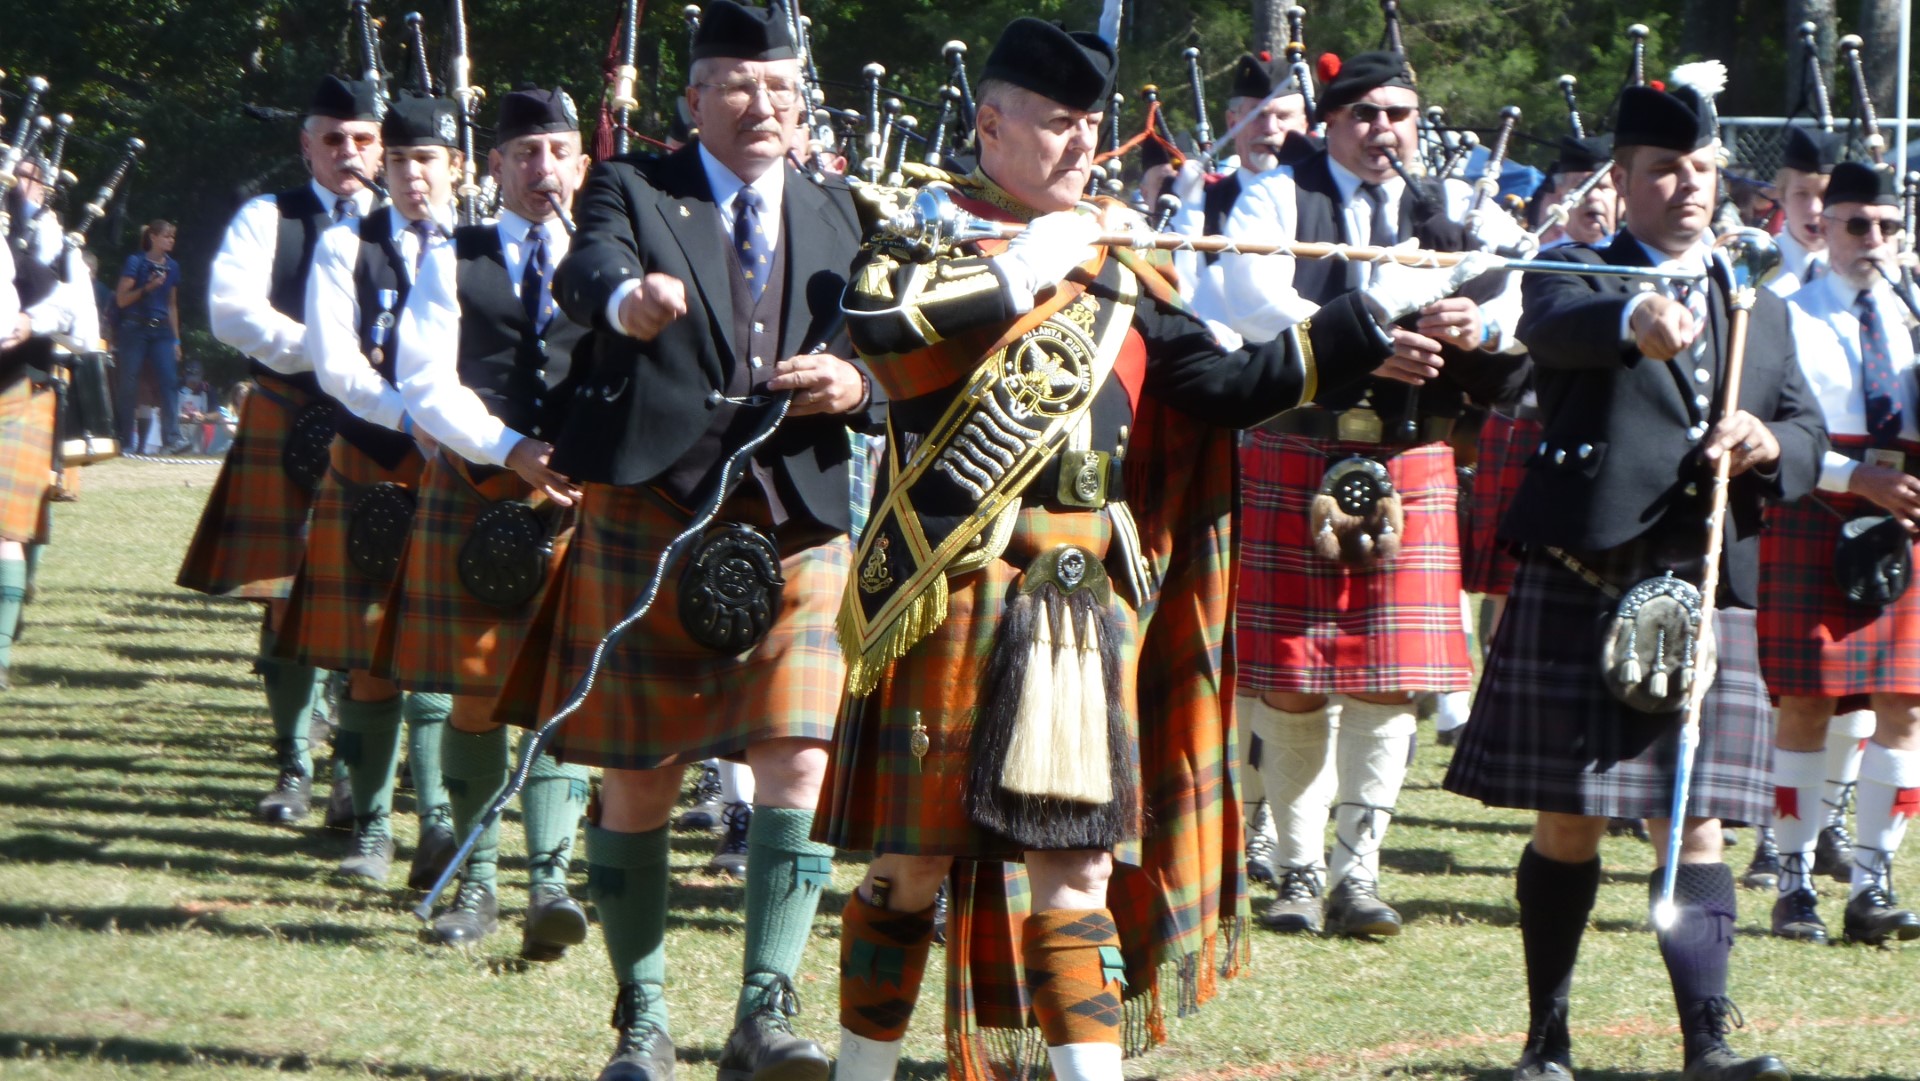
[
  {"xmin": 345, "ymin": 480, "xmax": 417, "ymax": 581},
  {"xmin": 678, "ymin": 523, "xmax": 785, "ymax": 654},
  {"xmin": 1310, "ymin": 455, "xmax": 1404, "ymax": 566},
  {"xmin": 1835, "ymin": 514, "xmax": 1913, "ymax": 608},
  {"xmin": 458, "ymin": 500, "xmax": 561, "ymax": 611}
]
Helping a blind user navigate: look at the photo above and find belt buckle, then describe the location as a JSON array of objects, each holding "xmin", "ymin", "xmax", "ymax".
[
  {"xmin": 1865, "ymin": 448, "xmax": 1908, "ymax": 473},
  {"xmin": 1056, "ymin": 449, "xmax": 1110, "ymax": 508},
  {"xmin": 1336, "ymin": 409, "xmax": 1383, "ymax": 444}
]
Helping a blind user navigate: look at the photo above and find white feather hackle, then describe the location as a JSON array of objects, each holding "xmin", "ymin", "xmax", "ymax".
[{"xmin": 1669, "ymin": 60, "xmax": 1727, "ymax": 99}]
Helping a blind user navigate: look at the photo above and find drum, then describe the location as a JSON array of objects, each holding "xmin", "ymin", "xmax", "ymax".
[{"xmin": 60, "ymin": 351, "xmax": 119, "ymax": 464}]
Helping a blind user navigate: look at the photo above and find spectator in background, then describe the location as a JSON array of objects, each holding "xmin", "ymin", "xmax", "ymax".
[
  {"xmin": 207, "ymin": 381, "xmax": 246, "ymax": 456},
  {"xmin": 177, "ymin": 362, "xmax": 215, "ymax": 452},
  {"xmin": 115, "ymin": 219, "xmax": 186, "ymax": 454},
  {"xmin": 82, "ymin": 251, "xmax": 113, "ymax": 351}
]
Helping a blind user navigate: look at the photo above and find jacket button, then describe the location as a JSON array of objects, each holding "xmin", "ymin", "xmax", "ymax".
[
  {"xmin": 1577, "ymin": 443, "xmax": 1592, "ymax": 459},
  {"xmin": 1688, "ymin": 422, "xmax": 1708, "ymax": 441},
  {"xmin": 1694, "ymin": 367, "xmax": 1711, "ymax": 383},
  {"xmin": 1537, "ymin": 442, "xmax": 1550, "ymax": 457},
  {"xmin": 1684, "ymin": 482, "xmax": 1699, "ymax": 496},
  {"xmin": 1553, "ymin": 449, "xmax": 1567, "ymax": 465}
]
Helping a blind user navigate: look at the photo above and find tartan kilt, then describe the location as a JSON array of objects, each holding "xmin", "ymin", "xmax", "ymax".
[
  {"xmin": 1461, "ymin": 412, "xmax": 1542, "ymax": 597},
  {"xmin": 1235, "ymin": 431, "xmax": 1473, "ymax": 694},
  {"xmin": 175, "ymin": 374, "xmax": 322, "ymax": 599},
  {"xmin": 1758, "ymin": 487, "xmax": 1920, "ymax": 698},
  {"xmin": 372, "ymin": 453, "xmax": 574, "ymax": 696},
  {"xmin": 492, "ymin": 481, "xmax": 848, "ymax": 769},
  {"xmin": 819, "ymin": 506, "xmax": 1139, "ymax": 859},
  {"xmin": 277, "ymin": 438, "xmax": 425, "ymax": 672},
  {"xmin": 1443, "ymin": 550, "xmax": 1774, "ymax": 823},
  {"xmin": 0, "ymin": 381, "xmax": 56, "ymax": 543}
]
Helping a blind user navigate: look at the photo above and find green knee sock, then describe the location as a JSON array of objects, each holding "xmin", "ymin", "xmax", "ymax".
[
  {"xmin": 336, "ymin": 695, "xmax": 405, "ymax": 829},
  {"xmin": 0, "ymin": 558, "xmax": 25, "ymax": 670},
  {"xmin": 588, "ymin": 823, "xmax": 671, "ymax": 1033},
  {"xmin": 403, "ymin": 693, "xmax": 453, "ymax": 830},
  {"xmin": 736, "ymin": 806, "xmax": 835, "ymax": 1021},
  {"xmin": 257, "ymin": 623, "xmax": 319, "ymax": 775},
  {"xmin": 522, "ymin": 735, "xmax": 589, "ymax": 890},
  {"xmin": 441, "ymin": 725, "xmax": 510, "ymax": 892},
  {"xmin": 23, "ymin": 543, "xmax": 42, "ymax": 589}
]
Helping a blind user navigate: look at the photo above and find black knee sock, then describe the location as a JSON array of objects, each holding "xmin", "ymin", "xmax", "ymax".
[
  {"xmin": 1517, "ymin": 844, "xmax": 1599, "ymax": 1063},
  {"xmin": 1651, "ymin": 862, "xmax": 1737, "ymax": 1061}
]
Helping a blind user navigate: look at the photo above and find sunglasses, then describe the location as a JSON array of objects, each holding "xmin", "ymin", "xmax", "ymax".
[
  {"xmin": 1824, "ymin": 215, "xmax": 1901, "ymax": 238},
  {"xmin": 1344, "ymin": 103, "xmax": 1417, "ymax": 126},
  {"xmin": 320, "ymin": 131, "xmax": 380, "ymax": 150}
]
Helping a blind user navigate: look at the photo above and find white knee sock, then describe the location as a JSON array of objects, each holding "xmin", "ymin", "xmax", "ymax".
[
  {"xmin": 836, "ymin": 1028, "xmax": 904, "ymax": 1081},
  {"xmin": 1245, "ymin": 697, "xmax": 1338, "ymax": 872},
  {"xmin": 1770, "ymin": 748, "xmax": 1825, "ymax": 895},
  {"xmin": 717, "ymin": 759, "xmax": 755, "ymax": 806},
  {"xmin": 1045, "ymin": 1042, "xmax": 1123, "ymax": 1081},
  {"xmin": 1434, "ymin": 690, "xmax": 1472, "ymax": 733},
  {"xmin": 1329, "ymin": 698, "xmax": 1416, "ymax": 889},
  {"xmin": 1238, "ymin": 700, "xmax": 1267, "ymax": 807},
  {"xmin": 1823, "ymin": 711, "xmax": 1873, "ymax": 828},
  {"xmin": 1851, "ymin": 742, "xmax": 1920, "ymax": 899}
]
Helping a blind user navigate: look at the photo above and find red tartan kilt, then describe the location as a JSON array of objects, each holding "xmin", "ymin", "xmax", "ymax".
[
  {"xmin": 1758, "ymin": 487, "xmax": 1920, "ymax": 697},
  {"xmin": 819, "ymin": 506, "xmax": 1139, "ymax": 858},
  {"xmin": 277, "ymin": 438, "xmax": 424, "ymax": 672},
  {"xmin": 1461, "ymin": 412, "xmax": 1541, "ymax": 597},
  {"xmin": 372, "ymin": 454, "xmax": 574, "ymax": 696},
  {"xmin": 1235, "ymin": 432, "xmax": 1472, "ymax": 694},
  {"xmin": 0, "ymin": 382, "xmax": 56, "ymax": 542},
  {"xmin": 492, "ymin": 481, "xmax": 848, "ymax": 770},
  {"xmin": 175, "ymin": 375, "xmax": 322, "ymax": 599}
]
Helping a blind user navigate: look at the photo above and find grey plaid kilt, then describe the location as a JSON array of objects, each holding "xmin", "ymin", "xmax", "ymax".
[{"xmin": 1443, "ymin": 549, "xmax": 1773, "ymax": 824}]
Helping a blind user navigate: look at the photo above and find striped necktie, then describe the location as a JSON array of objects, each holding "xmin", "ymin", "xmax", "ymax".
[{"xmin": 1857, "ymin": 289, "xmax": 1904, "ymax": 447}]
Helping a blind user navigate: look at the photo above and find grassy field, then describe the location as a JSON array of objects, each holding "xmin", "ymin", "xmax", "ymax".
[{"xmin": 0, "ymin": 459, "xmax": 1912, "ymax": 1081}]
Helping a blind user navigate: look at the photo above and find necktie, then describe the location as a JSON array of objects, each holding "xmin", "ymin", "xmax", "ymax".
[
  {"xmin": 410, "ymin": 219, "xmax": 437, "ymax": 275},
  {"xmin": 1804, "ymin": 256, "xmax": 1822, "ymax": 285},
  {"xmin": 520, "ymin": 224, "xmax": 553, "ymax": 331},
  {"xmin": 735, "ymin": 186, "xmax": 771, "ymax": 302},
  {"xmin": 1359, "ymin": 182, "xmax": 1395, "ymax": 247},
  {"xmin": 333, "ymin": 198, "xmax": 358, "ymax": 224},
  {"xmin": 1857, "ymin": 289, "xmax": 1904, "ymax": 447}
]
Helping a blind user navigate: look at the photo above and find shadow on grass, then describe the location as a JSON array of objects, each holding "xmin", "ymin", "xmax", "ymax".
[
  {"xmin": 7, "ymin": 663, "xmax": 256, "ymax": 693},
  {"xmin": 1396, "ymin": 897, "xmax": 1517, "ymax": 927},
  {"xmin": 110, "ymin": 641, "xmax": 256, "ymax": 666},
  {"xmin": 0, "ymin": 778, "xmax": 260, "ymax": 817},
  {"xmin": 2, "ymin": 750, "xmax": 257, "ymax": 779},
  {"xmin": 0, "ymin": 1032, "xmax": 572, "ymax": 1080},
  {"xmin": 0, "ymin": 830, "xmax": 331, "ymax": 880},
  {"xmin": 1407, "ymin": 1065, "xmax": 1684, "ymax": 1081},
  {"xmin": 1394, "ymin": 814, "xmax": 1534, "ymax": 836},
  {"xmin": 0, "ymin": 902, "xmax": 379, "ymax": 944},
  {"xmin": 1382, "ymin": 847, "xmax": 1521, "ymax": 878}
]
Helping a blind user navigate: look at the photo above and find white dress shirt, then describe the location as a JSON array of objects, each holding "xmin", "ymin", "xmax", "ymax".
[
  {"xmin": 1766, "ymin": 228, "xmax": 1825, "ymax": 299},
  {"xmin": 1616, "ymin": 238, "xmax": 1716, "ymax": 342},
  {"xmin": 210, "ymin": 179, "xmax": 378, "ymax": 374},
  {"xmin": 604, "ymin": 146, "xmax": 788, "ymax": 333},
  {"xmin": 304, "ymin": 203, "xmax": 454, "ymax": 431},
  {"xmin": 1787, "ymin": 271, "xmax": 1920, "ymax": 492},
  {"xmin": 0, "ymin": 241, "xmax": 17, "ymax": 338},
  {"xmin": 396, "ymin": 208, "xmax": 573, "ymax": 466},
  {"xmin": 28, "ymin": 248, "xmax": 101, "ymax": 353}
]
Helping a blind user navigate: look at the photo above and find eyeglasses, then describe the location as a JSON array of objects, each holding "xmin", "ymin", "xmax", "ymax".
[
  {"xmin": 1343, "ymin": 103, "xmax": 1417, "ymax": 126},
  {"xmin": 1825, "ymin": 214, "xmax": 1901, "ymax": 239},
  {"xmin": 320, "ymin": 131, "xmax": 380, "ymax": 149},
  {"xmin": 696, "ymin": 78, "xmax": 800, "ymax": 110}
]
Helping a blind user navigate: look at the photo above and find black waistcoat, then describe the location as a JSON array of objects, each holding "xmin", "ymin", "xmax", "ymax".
[
  {"xmin": 334, "ymin": 208, "xmax": 418, "ymax": 468},
  {"xmin": 259, "ymin": 185, "xmax": 330, "ymax": 396},
  {"xmin": 1199, "ymin": 171, "xmax": 1243, "ymax": 267},
  {"xmin": 451, "ymin": 224, "xmax": 588, "ymax": 443}
]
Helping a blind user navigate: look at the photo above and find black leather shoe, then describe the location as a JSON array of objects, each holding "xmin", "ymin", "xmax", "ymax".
[
  {"xmin": 337, "ymin": 814, "xmax": 394, "ymax": 882},
  {"xmin": 601, "ymin": 982, "xmax": 676, "ymax": 1081},
  {"xmin": 1768, "ymin": 889, "xmax": 1827, "ymax": 944},
  {"xmin": 1740, "ymin": 829, "xmax": 1780, "ymax": 891},
  {"xmin": 1323, "ymin": 876, "xmax": 1401, "ymax": 938},
  {"xmin": 931, "ymin": 881, "xmax": 948, "ymax": 946},
  {"xmin": 1513, "ymin": 1052, "xmax": 1574, "ymax": 1081},
  {"xmin": 324, "ymin": 772, "xmax": 354, "ymax": 832},
  {"xmin": 1681, "ymin": 998, "xmax": 1789, "ymax": 1081},
  {"xmin": 429, "ymin": 879, "xmax": 499, "ymax": 946},
  {"xmin": 716, "ymin": 974, "xmax": 830, "ymax": 1081},
  {"xmin": 256, "ymin": 758, "xmax": 312, "ymax": 825},
  {"xmin": 707, "ymin": 801, "xmax": 751, "ymax": 878},
  {"xmin": 1435, "ymin": 724, "xmax": 1461, "ymax": 747},
  {"xmin": 1258, "ymin": 865, "xmax": 1324, "ymax": 934},
  {"xmin": 1842, "ymin": 885, "xmax": 1920, "ymax": 946},
  {"xmin": 407, "ymin": 818, "xmax": 458, "ymax": 892},
  {"xmin": 1514, "ymin": 1000, "xmax": 1572, "ymax": 1081},
  {"xmin": 675, "ymin": 762, "xmax": 725, "ymax": 832},
  {"xmin": 1245, "ymin": 805, "xmax": 1277, "ymax": 888},
  {"xmin": 1813, "ymin": 823, "xmax": 1854, "ymax": 881},
  {"xmin": 522, "ymin": 883, "xmax": 589, "ymax": 962}
]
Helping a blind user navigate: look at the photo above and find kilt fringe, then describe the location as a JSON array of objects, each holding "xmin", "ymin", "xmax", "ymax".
[
  {"xmin": 841, "ymin": 573, "xmax": 948, "ymax": 700},
  {"xmin": 967, "ymin": 583, "xmax": 1137, "ymax": 850}
]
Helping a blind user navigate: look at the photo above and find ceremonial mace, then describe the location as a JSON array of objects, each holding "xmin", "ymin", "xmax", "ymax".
[{"xmin": 1652, "ymin": 228, "xmax": 1781, "ymax": 932}]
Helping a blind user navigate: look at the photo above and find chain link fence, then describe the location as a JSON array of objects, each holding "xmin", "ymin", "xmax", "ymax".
[{"xmin": 1720, "ymin": 116, "xmax": 1920, "ymax": 180}]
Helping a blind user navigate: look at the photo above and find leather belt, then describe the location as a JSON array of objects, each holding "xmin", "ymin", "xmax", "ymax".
[
  {"xmin": 1500, "ymin": 401, "xmax": 1546, "ymax": 424},
  {"xmin": 1027, "ymin": 450, "xmax": 1128, "ymax": 509},
  {"xmin": 1265, "ymin": 407, "xmax": 1454, "ymax": 447}
]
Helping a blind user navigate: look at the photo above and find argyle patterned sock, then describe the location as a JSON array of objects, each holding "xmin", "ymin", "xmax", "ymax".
[
  {"xmin": 441, "ymin": 723, "xmax": 510, "ymax": 893},
  {"xmin": 839, "ymin": 891, "xmax": 936, "ymax": 1041},
  {"xmin": 521, "ymin": 734, "xmax": 588, "ymax": 890},
  {"xmin": 736, "ymin": 806, "xmax": 836, "ymax": 1021},
  {"xmin": 587, "ymin": 823, "xmax": 671, "ymax": 1034},
  {"xmin": 1023, "ymin": 908, "xmax": 1127, "ymax": 1050}
]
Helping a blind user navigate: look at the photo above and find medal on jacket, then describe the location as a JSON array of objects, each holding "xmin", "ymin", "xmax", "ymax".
[{"xmin": 369, "ymin": 287, "xmax": 399, "ymax": 367}]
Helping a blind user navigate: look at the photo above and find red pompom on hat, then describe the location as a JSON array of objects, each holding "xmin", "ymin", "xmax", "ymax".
[
  {"xmin": 1649, "ymin": 79, "xmax": 1666, "ymax": 91},
  {"xmin": 1258, "ymin": 50, "xmax": 1271, "ymax": 62},
  {"xmin": 1317, "ymin": 52, "xmax": 1341, "ymax": 83}
]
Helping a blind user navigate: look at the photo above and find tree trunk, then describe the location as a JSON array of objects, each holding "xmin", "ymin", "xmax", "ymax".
[
  {"xmin": 1856, "ymin": 0, "xmax": 1902, "ymax": 134},
  {"xmin": 1251, "ymin": 0, "xmax": 1278, "ymax": 58},
  {"xmin": 1787, "ymin": 0, "xmax": 1839, "ymax": 118}
]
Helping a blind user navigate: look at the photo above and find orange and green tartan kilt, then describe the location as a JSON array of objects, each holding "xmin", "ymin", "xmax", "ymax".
[
  {"xmin": 175, "ymin": 374, "xmax": 323, "ymax": 599},
  {"xmin": 494, "ymin": 481, "xmax": 849, "ymax": 769},
  {"xmin": 819, "ymin": 505, "xmax": 1140, "ymax": 859},
  {"xmin": 277, "ymin": 437, "xmax": 424, "ymax": 672},
  {"xmin": 0, "ymin": 381, "xmax": 56, "ymax": 543},
  {"xmin": 373, "ymin": 453, "xmax": 573, "ymax": 696}
]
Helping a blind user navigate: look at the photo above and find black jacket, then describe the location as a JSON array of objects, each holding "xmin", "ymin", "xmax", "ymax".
[
  {"xmin": 551, "ymin": 145, "xmax": 871, "ymax": 530},
  {"xmin": 1507, "ymin": 230, "xmax": 1827, "ymax": 607}
]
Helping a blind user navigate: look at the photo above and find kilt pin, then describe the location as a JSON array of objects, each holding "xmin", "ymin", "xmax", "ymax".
[{"xmin": 175, "ymin": 373, "xmax": 324, "ymax": 599}]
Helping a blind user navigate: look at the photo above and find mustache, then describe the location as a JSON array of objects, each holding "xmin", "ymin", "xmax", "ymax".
[{"xmin": 528, "ymin": 177, "xmax": 563, "ymax": 194}]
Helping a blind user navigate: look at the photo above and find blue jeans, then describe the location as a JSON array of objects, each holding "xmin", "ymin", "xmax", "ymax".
[{"xmin": 116, "ymin": 322, "xmax": 180, "ymax": 448}]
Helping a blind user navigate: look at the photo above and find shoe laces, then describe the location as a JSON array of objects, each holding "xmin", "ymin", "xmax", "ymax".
[
  {"xmin": 612, "ymin": 982, "xmax": 669, "ymax": 1054},
  {"xmin": 1276, "ymin": 865, "xmax": 1321, "ymax": 903},
  {"xmin": 1823, "ymin": 820, "xmax": 1854, "ymax": 848},
  {"xmin": 1780, "ymin": 886, "xmax": 1820, "ymax": 920},
  {"xmin": 1525, "ymin": 1000, "xmax": 1567, "ymax": 1058},
  {"xmin": 351, "ymin": 812, "xmax": 391, "ymax": 856},
  {"xmin": 528, "ymin": 840, "xmax": 573, "ymax": 883},
  {"xmin": 451, "ymin": 878, "xmax": 490, "ymax": 914},
  {"xmin": 1692, "ymin": 996, "xmax": 1747, "ymax": 1043},
  {"xmin": 719, "ymin": 802, "xmax": 752, "ymax": 853},
  {"xmin": 743, "ymin": 971, "xmax": 803, "ymax": 1033},
  {"xmin": 1245, "ymin": 830, "xmax": 1276, "ymax": 864},
  {"xmin": 693, "ymin": 763, "xmax": 724, "ymax": 804},
  {"xmin": 273, "ymin": 767, "xmax": 307, "ymax": 791},
  {"xmin": 1853, "ymin": 845, "xmax": 1896, "ymax": 897}
]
